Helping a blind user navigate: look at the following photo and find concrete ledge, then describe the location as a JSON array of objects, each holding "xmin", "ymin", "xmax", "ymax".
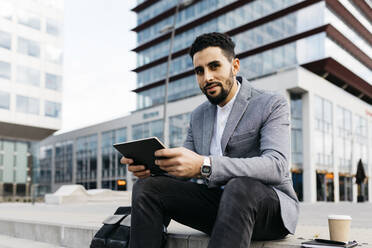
[{"xmin": 0, "ymin": 218, "xmax": 303, "ymax": 248}]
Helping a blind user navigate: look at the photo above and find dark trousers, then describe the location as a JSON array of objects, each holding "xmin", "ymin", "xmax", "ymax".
[{"xmin": 129, "ymin": 176, "xmax": 289, "ymax": 248}]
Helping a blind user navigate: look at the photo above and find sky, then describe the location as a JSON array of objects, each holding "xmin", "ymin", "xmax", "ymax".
[{"xmin": 58, "ymin": 0, "xmax": 137, "ymax": 134}]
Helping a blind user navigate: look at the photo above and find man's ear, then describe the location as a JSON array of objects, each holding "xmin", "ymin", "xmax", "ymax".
[{"xmin": 232, "ymin": 58, "xmax": 240, "ymax": 76}]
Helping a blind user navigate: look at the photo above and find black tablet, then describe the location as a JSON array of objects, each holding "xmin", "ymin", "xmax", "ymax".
[{"xmin": 113, "ymin": 137, "xmax": 167, "ymax": 175}]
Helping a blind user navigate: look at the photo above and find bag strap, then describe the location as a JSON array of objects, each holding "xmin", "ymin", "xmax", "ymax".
[{"xmin": 103, "ymin": 214, "xmax": 128, "ymax": 225}]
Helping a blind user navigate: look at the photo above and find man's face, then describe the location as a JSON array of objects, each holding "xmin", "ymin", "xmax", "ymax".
[{"xmin": 193, "ymin": 46, "xmax": 239, "ymax": 105}]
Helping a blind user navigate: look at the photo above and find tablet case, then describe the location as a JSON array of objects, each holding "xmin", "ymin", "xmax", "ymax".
[{"xmin": 113, "ymin": 137, "xmax": 167, "ymax": 175}]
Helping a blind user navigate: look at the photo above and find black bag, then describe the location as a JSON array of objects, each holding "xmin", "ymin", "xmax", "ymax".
[{"xmin": 90, "ymin": 206, "xmax": 167, "ymax": 248}]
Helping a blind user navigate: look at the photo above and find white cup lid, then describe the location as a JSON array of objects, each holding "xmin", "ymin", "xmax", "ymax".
[{"xmin": 328, "ymin": 215, "xmax": 352, "ymax": 220}]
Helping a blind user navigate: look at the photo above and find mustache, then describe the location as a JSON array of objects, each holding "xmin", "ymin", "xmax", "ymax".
[{"xmin": 203, "ymin": 82, "xmax": 222, "ymax": 91}]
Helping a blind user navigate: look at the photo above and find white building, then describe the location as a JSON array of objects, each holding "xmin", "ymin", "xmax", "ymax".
[{"xmin": 0, "ymin": 0, "xmax": 63, "ymax": 200}]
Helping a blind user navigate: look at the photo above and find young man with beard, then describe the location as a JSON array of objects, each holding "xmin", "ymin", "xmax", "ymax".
[{"xmin": 121, "ymin": 32, "xmax": 299, "ymax": 248}]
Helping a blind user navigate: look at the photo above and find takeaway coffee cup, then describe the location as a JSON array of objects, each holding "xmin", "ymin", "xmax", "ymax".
[{"xmin": 328, "ymin": 215, "xmax": 352, "ymax": 243}]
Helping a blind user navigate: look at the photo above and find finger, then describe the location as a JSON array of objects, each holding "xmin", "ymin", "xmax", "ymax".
[
  {"xmin": 154, "ymin": 148, "xmax": 182, "ymax": 157},
  {"xmin": 120, "ymin": 157, "xmax": 133, "ymax": 164},
  {"xmin": 159, "ymin": 165, "xmax": 178, "ymax": 173},
  {"xmin": 128, "ymin": 165, "xmax": 146, "ymax": 172},
  {"xmin": 155, "ymin": 157, "xmax": 181, "ymax": 167},
  {"xmin": 134, "ymin": 170, "xmax": 150, "ymax": 178}
]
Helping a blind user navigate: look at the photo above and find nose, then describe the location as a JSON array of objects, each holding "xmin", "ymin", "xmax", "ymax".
[{"xmin": 204, "ymin": 69, "xmax": 214, "ymax": 83}]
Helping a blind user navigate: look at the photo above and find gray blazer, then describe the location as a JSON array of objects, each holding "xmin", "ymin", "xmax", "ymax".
[{"xmin": 183, "ymin": 76, "xmax": 299, "ymax": 234}]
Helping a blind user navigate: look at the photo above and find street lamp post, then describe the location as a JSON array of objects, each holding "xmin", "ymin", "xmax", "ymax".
[{"xmin": 161, "ymin": 0, "xmax": 194, "ymax": 146}]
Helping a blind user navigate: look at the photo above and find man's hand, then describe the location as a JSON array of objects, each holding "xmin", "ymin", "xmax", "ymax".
[
  {"xmin": 154, "ymin": 147, "xmax": 204, "ymax": 178},
  {"xmin": 120, "ymin": 157, "xmax": 150, "ymax": 179}
]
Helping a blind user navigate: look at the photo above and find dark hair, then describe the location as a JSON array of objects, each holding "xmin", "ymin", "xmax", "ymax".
[{"xmin": 189, "ymin": 32, "xmax": 235, "ymax": 60}]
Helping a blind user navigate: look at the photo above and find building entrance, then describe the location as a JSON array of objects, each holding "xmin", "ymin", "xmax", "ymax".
[
  {"xmin": 339, "ymin": 175, "xmax": 353, "ymax": 201},
  {"xmin": 316, "ymin": 172, "xmax": 334, "ymax": 201}
]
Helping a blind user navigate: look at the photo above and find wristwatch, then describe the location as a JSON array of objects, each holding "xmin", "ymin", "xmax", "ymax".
[{"xmin": 200, "ymin": 156, "xmax": 212, "ymax": 178}]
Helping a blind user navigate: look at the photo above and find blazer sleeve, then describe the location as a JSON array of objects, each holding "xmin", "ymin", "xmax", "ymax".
[
  {"xmin": 209, "ymin": 94, "xmax": 290, "ymax": 186},
  {"xmin": 183, "ymin": 112, "xmax": 196, "ymax": 152}
]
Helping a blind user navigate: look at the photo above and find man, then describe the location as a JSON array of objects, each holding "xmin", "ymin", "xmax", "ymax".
[{"xmin": 121, "ymin": 32, "xmax": 299, "ymax": 248}]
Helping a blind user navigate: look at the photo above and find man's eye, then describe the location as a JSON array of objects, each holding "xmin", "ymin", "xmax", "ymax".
[
  {"xmin": 210, "ymin": 64, "xmax": 218, "ymax": 70},
  {"xmin": 195, "ymin": 69, "xmax": 203, "ymax": 75}
]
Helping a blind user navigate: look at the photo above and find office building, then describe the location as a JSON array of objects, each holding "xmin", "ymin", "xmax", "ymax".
[
  {"xmin": 0, "ymin": 0, "xmax": 63, "ymax": 200},
  {"xmin": 38, "ymin": 0, "xmax": 371, "ymax": 202}
]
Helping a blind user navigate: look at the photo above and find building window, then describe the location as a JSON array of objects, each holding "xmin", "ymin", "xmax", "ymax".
[
  {"xmin": 0, "ymin": 61, "xmax": 11, "ymax": 80},
  {"xmin": 0, "ymin": 91, "xmax": 10, "ymax": 110},
  {"xmin": 45, "ymin": 101, "xmax": 61, "ymax": 118},
  {"xmin": 0, "ymin": 31, "xmax": 11, "ymax": 50},
  {"xmin": 132, "ymin": 119, "xmax": 164, "ymax": 142},
  {"xmin": 16, "ymin": 65, "xmax": 40, "ymax": 86},
  {"xmin": 46, "ymin": 45, "xmax": 63, "ymax": 64},
  {"xmin": 17, "ymin": 37, "xmax": 40, "ymax": 58},
  {"xmin": 336, "ymin": 106, "xmax": 352, "ymax": 173},
  {"xmin": 17, "ymin": 10, "xmax": 40, "ymax": 30},
  {"xmin": 290, "ymin": 94, "xmax": 303, "ymax": 166},
  {"xmin": 45, "ymin": 73, "xmax": 62, "ymax": 91},
  {"xmin": 314, "ymin": 95, "xmax": 333, "ymax": 168},
  {"xmin": 169, "ymin": 113, "xmax": 190, "ymax": 148},
  {"xmin": 16, "ymin": 95, "xmax": 39, "ymax": 115},
  {"xmin": 46, "ymin": 18, "xmax": 61, "ymax": 36},
  {"xmin": 0, "ymin": 1, "xmax": 13, "ymax": 20}
]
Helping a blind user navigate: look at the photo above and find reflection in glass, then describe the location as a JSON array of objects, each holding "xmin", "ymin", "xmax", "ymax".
[
  {"xmin": 0, "ymin": 91, "xmax": 10, "ymax": 110},
  {"xmin": 45, "ymin": 73, "xmax": 62, "ymax": 91},
  {"xmin": 46, "ymin": 18, "xmax": 61, "ymax": 36},
  {"xmin": 17, "ymin": 37, "xmax": 40, "ymax": 57},
  {"xmin": 46, "ymin": 45, "xmax": 63, "ymax": 64},
  {"xmin": 0, "ymin": 31, "xmax": 11, "ymax": 50},
  {"xmin": 45, "ymin": 101, "xmax": 61, "ymax": 118},
  {"xmin": 0, "ymin": 61, "xmax": 11, "ymax": 79},
  {"xmin": 16, "ymin": 65, "xmax": 40, "ymax": 86},
  {"xmin": 16, "ymin": 95, "xmax": 39, "ymax": 115},
  {"xmin": 17, "ymin": 10, "xmax": 40, "ymax": 30}
]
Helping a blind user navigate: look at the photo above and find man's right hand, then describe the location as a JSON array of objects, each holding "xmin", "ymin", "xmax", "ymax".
[{"xmin": 120, "ymin": 157, "xmax": 151, "ymax": 179}]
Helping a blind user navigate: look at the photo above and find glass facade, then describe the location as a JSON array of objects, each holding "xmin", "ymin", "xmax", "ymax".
[
  {"xmin": 290, "ymin": 94, "xmax": 303, "ymax": 166},
  {"xmin": 354, "ymin": 114, "xmax": 368, "ymax": 172},
  {"xmin": 16, "ymin": 95, "xmax": 39, "ymax": 115},
  {"xmin": 137, "ymin": 0, "xmax": 236, "ymax": 45},
  {"xmin": 45, "ymin": 45, "xmax": 63, "ymax": 64},
  {"xmin": 76, "ymin": 134, "xmax": 98, "ymax": 189},
  {"xmin": 17, "ymin": 9, "xmax": 41, "ymax": 30},
  {"xmin": 336, "ymin": 106, "xmax": 352, "ymax": 173},
  {"xmin": 45, "ymin": 73, "xmax": 62, "ymax": 91},
  {"xmin": 137, "ymin": 0, "xmax": 300, "ymax": 67},
  {"xmin": 45, "ymin": 101, "xmax": 61, "ymax": 118},
  {"xmin": 16, "ymin": 65, "xmax": 40, "ymax": 87},
  {"xmin": 54, "ymin": 141, "xmax": 73, "ymax": 183},
  {"xmin": 101, "ymin": 128, "xmax": 127, "ymax": 190},
  {"xmin": 0, "ymin": 91, "xmax": 10, "ymax": 110},
  {"xmin": 137, "ymin": 75, "xmax": 200, "ymax": 109},
  {"xmin": 314, "ymin": 95, "xmax": 333, "ymax": 168},
  {"xmin": 17, "ymin": 37, "xmax": 40, "ymax": 58},
  {"xmin": 169, "ymin": 113, "xmax": 191, "ymax": 148},
  {"xmin": 132, "ymin": 119, "xmax": 164, "ymax": 142},
  {"xmin": 46, "ymin": 18, "xmax": 61, "ymax": 36},
  {"xmin": 0, "ymin": 61, "xmax": 11, "ymax": 80},
  {"xmin": 38, "ymin": 146, "xmax": 52, "ymax": 195},
  {"xmin": 0, "ymin": 30, "xmax": 11, "ymax": 50},
  {"xmin": 0, "ymin": 1, "xmax": 13, "ymax": 20}
]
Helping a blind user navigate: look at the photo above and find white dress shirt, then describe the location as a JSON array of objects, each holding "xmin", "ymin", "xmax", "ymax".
[{"xmin": 210, "ymin": 82, "xmax": 241, "ymax": 156}]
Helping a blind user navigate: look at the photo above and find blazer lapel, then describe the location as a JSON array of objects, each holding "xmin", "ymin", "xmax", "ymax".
[
  {"xmin": 221, "ymin": 78, "xmax": 252, "ymax": 154},
  {"xmin": 202, "ymin": 103, "xmax": 216, "ymax": 155}
]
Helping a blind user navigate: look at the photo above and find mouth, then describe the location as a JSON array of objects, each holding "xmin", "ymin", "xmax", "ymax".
[{"xmin": 204, "ymin": 83, "xmax": 220, "ymax": 93}]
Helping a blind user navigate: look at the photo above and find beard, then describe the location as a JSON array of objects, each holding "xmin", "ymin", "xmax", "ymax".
[{"xmin": 202, "ymin": 71, "xmax": 234, "ymax": 105}]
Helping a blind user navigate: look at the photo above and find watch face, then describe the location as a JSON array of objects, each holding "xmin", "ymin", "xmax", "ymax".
[{"xmin": 202, "ymin": 165, "xmax": 211, "ymax": 174}]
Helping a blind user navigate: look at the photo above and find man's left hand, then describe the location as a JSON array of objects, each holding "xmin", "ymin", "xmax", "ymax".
[{"xmin": 154, "ymin": 147, "xmax": 204, "ymax": 178}]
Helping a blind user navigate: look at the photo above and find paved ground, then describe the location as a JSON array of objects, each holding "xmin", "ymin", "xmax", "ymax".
[{"xmin": 0, "ymin": 201, "xmax": 370, "ymax": 247}]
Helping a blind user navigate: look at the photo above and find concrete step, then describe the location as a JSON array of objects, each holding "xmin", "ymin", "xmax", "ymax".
[{"xmin": 0, "ymin": 234, "xmax": 64, "ymax": 248}]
